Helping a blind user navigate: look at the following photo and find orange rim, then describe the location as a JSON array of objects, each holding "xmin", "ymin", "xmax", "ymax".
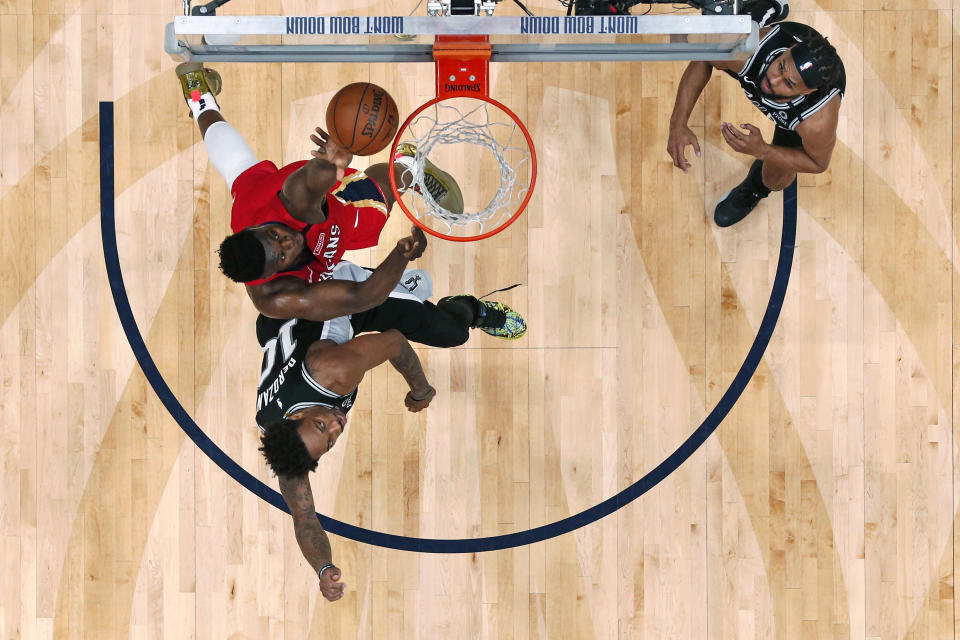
[{"xmin": 388, "ymin": 94, "xmax": 537, "ymax": 243}]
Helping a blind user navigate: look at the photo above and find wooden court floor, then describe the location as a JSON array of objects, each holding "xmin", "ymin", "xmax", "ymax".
[{"xmin": 1, "ymin": 0, "xmax": 958, "ymax": 638}]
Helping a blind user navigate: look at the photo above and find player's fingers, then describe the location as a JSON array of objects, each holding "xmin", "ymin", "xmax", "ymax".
[
  {"xmin": 721, "ymin": 130, "xmax": 739, "ymax": 151},
  {"xmin": 670, "ymin": 148, "xmax": 682, "ymax": 168},
  {"xmin": 692, "ymin": 137, "xmax": 701, "ymax": 157},
  {"xmin": 722, "ymin": 124, "xmax": 741, "ymax": 144},
  {"xmin": 669, "ymin": 147, "xmax": 682, "ymax": 170}
]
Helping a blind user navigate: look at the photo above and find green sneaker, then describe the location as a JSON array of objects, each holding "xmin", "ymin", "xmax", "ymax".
[
  {"xmin": 438, "ymin": 294, "xmax": 527, "ymax": 340},
  {"xmin": 394, "ymin": 142, "xmax": 464, "ymax": 215},
  {"xmin": 176, "ymin": 62, "xmax": 222, "ymax": 116}
]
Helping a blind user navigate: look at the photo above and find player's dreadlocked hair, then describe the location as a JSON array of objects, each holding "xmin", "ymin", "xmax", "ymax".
[
  {"xmin": 259, "ymin": 418, "xmax": 319, "ymax": 477},
  {"xmin": 797, "ymin": 30, "xmax": 843, "ymax": 92},
  {"xmin": 217, "ymin": 229, "xmax": 267, "ymax": 283}
]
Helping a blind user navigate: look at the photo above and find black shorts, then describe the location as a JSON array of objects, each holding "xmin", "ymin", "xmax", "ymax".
[
  {"xmin": 772, "ymin": 126, "xmax": 803, "ymax": 148},
  {"xmin": 350, "ymin": 297, "xmax": 470, "ymax": 349}
]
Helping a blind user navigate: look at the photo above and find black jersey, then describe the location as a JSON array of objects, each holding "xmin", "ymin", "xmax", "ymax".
[
  {"xmin": 725, "ymin": 22, "xmax": 845, "ymax": 131},
  {"xmin": 254, "ymin": 315, "xmax": 358, "ymax": 431}
]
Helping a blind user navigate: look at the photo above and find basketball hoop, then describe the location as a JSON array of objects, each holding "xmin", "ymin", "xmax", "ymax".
[{"xmin": 388, "ymin": 35, "xmax": 537, "ymax": 242}]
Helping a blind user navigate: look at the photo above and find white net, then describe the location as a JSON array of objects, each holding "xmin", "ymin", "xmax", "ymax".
[{"xmin": 394, "ymin": 96, "xmax": 534, "ymax": 237}]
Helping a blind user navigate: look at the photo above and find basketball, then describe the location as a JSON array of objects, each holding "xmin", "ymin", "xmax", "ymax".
[{"xmin": 325, "ymin": 83, "xmax": 400, "ymax": 156}]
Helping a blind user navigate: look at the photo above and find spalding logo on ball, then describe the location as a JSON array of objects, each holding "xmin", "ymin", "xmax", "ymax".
[{"xmin": 325, "ymin": 83, "xmax": 400, "ymax": 156}]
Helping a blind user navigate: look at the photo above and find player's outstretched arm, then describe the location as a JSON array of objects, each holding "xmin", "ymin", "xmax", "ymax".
[
  {"xmin": 388, "ymin": 337, "xmax": 435, "ymax": 412},
  {"xmin": 277, "ymin": 474, "xmax": 345, "ymax": 602},
  {"xmin": 667, "ymin": 61, "xmax": 714, "ymax": 171},
  {"xmin": 246, "ymin": 226, "xmax": 428, "ymax": 322}
]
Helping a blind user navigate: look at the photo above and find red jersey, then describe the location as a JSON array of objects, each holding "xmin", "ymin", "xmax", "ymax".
[{"xmin": 230, "ymin": 160, "xmax": 389, "ymax": 285}]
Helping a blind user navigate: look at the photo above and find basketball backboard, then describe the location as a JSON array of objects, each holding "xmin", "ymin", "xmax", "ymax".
[
  {"xmin": 165, "ymin": 14, "xmax": 758, "ymax": 63},
  {"xmin": 165, "ymin": 5, "xmax": 758, "ymax": 240}
]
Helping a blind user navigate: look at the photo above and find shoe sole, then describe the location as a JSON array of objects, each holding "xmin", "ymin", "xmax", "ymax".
[
  {"xmin": 176, "ymin": 62, "xmax": 222, "ymax": 98},
  {"xmin": 479, "ymin": 323, "xmax": 526, "ymax": 340},
  {"xmin": 422, "ymin": 161, "xmax": 464, "ymax": 215},
  {"xmin": 713, "ymin": 187, "xmax": 735, "ymax": 227},
  {"xmin": 396, "ymin": 144, "xmax": 464, "ymax": 215}
]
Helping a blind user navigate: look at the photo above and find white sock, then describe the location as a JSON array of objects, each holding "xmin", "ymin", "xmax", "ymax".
[{"xmin": 188, "ymin": 90, "xmax": 220, "ymax": 119}]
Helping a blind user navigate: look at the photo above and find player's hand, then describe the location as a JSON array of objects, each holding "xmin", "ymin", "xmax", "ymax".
[
  {"xmin": 310, "ymin": 127, "xmax": 353, "ymax": 180},
  {"xmin": 318, "ymin": 565, "xmax": 346, "ymax": 602},
  {"xmin": 405, "ymin": 385, "xmax": 436, "ymax": 412},
  {"xmin": 720, "ymin": 122, "xmax": 768, "ymax": 158},
  {"xmin": 396, "ymin": 225, "xmax": 428, "ymax": 261},
  {"xmin": 667, "ymin": 125, "xmax": 701, "ymax": 173}
]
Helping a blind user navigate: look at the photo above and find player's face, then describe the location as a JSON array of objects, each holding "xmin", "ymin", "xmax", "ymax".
[
  {"xmin": 293, "ymin": 405, "xmax": 347, "ymax": 461},
  {"xmin": 252, "ymin": 223, "xmax": 306, "ymax": 278},
  {"xmin": 759, "ymin": 48, "xmax": 814, "ymax": 100}
]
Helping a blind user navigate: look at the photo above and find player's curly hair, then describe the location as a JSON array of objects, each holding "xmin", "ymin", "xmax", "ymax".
[
  {"xmin": 217, "ymin": 229, "xmax": 267, "ymax": 283},
  {"xmin": 259, "ymin": 418, "xmax": 319, "ymax": 477},
  {"xmin": 796, "ymin": 29, "xmax": 843, "ymax": 92}
]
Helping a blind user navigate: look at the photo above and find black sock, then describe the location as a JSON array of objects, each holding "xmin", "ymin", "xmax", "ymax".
[
  {"xmin": 438, "ymin": 296, "xmax": 478, "ymax": 327},
  {"xmin": 745, "ymin": 160, "xmax": 771, "ymax": 198}
]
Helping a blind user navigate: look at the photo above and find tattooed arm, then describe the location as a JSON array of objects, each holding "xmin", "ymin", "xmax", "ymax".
[
  {"xmin": 277, "ymin": 473, "xmax": 345, "ymax": 602},
  {"xmin": 386, "ymin": 333, "xmax": 435, "ymax": 412}
]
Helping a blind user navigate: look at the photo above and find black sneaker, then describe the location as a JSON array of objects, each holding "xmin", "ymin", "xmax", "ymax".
[
  {"xmin": 738, "ymin": 0, "xmax": 788, "ymax": 27},
  {"xmin": 714, "ymin": 160, "xmax": 769, "ymax": 227},
  {"xmin": 437, "ymin": 293, "xmax": 527, "ymax": 340}
]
